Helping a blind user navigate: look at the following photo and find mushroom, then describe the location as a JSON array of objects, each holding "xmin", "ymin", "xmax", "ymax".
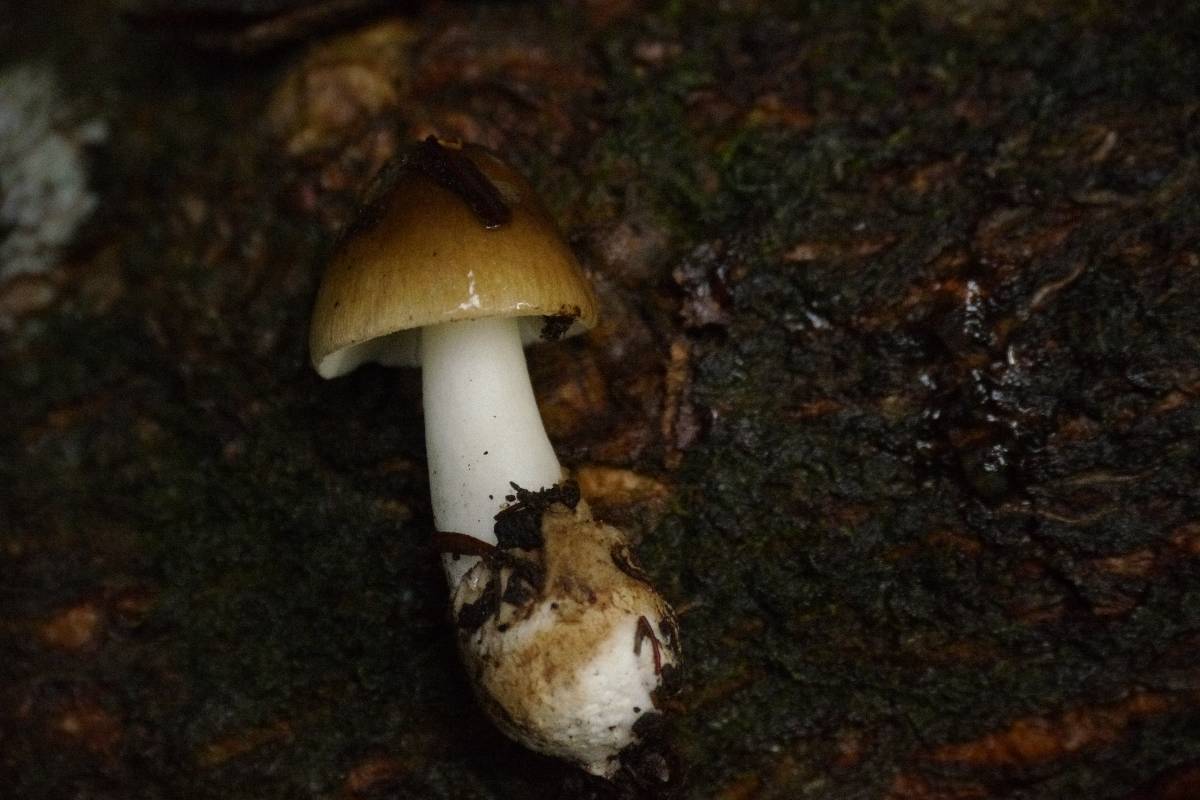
[{"xmin": 309, "ymin": 138, "xmax": 680, "ymax": 780}]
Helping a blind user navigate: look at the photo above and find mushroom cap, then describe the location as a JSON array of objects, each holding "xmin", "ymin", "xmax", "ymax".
[{"xmin": 309, "ymin": 141, "xmax": 598, "ymax": 378}]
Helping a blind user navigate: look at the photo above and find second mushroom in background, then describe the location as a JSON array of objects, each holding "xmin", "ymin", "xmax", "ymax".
[{"xmin": 308, "ymin": 137, "xmax": 680, "ymax": 783}]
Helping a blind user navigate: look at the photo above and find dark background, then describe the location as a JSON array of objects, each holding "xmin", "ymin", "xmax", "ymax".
[{"xmin": 2, "ymin": 1, "xmax": 1199, "ymax": 797}]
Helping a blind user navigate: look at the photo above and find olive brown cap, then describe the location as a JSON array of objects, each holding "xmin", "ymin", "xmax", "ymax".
[{"xmin": 309, "ymin": 140, "xmax": 599, "ymax": 378}]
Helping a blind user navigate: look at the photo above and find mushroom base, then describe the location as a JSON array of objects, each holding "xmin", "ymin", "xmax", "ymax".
[{"xmin": 450, "ymin": 500, "xmax": 680, "ymax": 779}]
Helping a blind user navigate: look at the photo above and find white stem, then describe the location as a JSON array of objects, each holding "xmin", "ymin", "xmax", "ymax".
[{"xmin": 421, "ymin": 317, "xmax": 563, "ymax": 587}]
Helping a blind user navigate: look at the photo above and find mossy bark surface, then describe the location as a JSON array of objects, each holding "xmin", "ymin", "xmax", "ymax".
[{"xmin": 3, "ymin": 2, "xmax": 1199, "ymax": 798}]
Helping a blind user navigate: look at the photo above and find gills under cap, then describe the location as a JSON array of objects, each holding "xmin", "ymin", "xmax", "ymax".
[{"xmin": 309, "ymin": 139, "xmax": 598, "ymax": 378}]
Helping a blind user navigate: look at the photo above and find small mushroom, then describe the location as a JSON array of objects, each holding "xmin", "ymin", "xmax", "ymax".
[{"xmin": 309, "ymin": 138, "xmax": 680, "ymax": 780}]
